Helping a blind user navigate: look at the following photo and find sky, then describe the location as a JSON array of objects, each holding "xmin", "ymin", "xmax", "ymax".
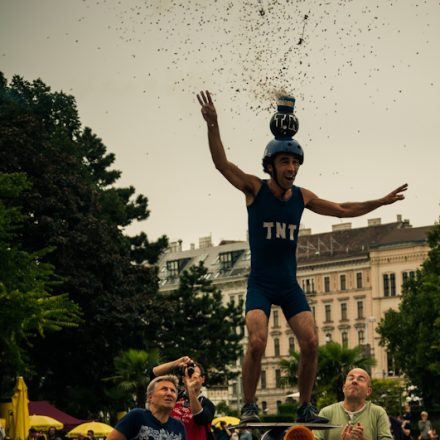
[{"xmin": 1, "ymin": 0, "xmax": 439, "ymax": 250}]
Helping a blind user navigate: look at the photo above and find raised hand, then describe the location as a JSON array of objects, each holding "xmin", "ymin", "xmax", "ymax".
[
  {"xmin": 197, "ymin": 90, "xmax": 217, "ymax": 126},
  {"xmin": 381, "ymin": 183, "xmax": 408, "ymax": 205}
]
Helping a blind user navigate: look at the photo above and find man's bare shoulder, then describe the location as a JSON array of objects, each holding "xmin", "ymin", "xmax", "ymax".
[{"xmin": 300, "ymin": 187, "xmax": 319, "ymax": 205}]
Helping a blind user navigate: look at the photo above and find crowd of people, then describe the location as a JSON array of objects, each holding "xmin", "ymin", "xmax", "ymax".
[
  {"xmin": 101, "ymin": 356, "xmax": 437, "ymax": 440},
  {"xmin": 1, "ymin": 357, "xmax": 436, "ymax": 440}
]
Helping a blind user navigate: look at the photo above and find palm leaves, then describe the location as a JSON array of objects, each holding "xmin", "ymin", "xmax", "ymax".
[
  {"xmin": 104, "ymin": 348, "xmax": 159, "ymax": 409},
  {"xmin": 280, "ymin": 342, "xmax": 375, "ymax": 407}
]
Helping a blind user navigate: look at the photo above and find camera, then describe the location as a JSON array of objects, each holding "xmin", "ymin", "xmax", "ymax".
[
  {"xmin": 180, "ymin": 361, "xmax": 196, "ymax": 378},
  {"xmin": 186, "ymin": 362, "xmax": 196, "ymax": 377}
]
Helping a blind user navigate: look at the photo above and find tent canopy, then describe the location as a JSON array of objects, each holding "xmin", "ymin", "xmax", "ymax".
[{"xmin": 28, "ymin": 401, "xmax": 87, "ymax": 432}]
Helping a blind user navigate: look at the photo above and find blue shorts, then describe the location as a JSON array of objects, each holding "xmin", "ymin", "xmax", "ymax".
[{"xmin": 246, "ymin": 277, "xmax": 310, "ymax": 321}]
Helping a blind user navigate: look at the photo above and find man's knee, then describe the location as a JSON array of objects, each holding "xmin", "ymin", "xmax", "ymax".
[
  {"xmin": 247, "ymin": 333, "xmax": 267, "ymax": 357},
  {"xmin": 298, "ymin": 331, "xmax": 318, "ymax": 357}
]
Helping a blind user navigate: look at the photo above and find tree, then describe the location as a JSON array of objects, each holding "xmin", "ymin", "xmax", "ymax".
[
  {"xmin": 316, "ymin": 342, "xmax": 375, "ymax": 403},
  {"xmin": 0, "ymin": 73, "xmax": 168, "ymax": 415},
  {"xmin": 370, "ymin": 378, "xmax": 404, "ymax": 416},
  {"xmin": 0, "ymin": 172, "xmax": 81, "ymax": 394},
  {"xmin": 280, "ymin": 342, "xmax": 375, "ymax": 408},
  {"xmin": 104, "ymin": 349, "xmax": 160, "ymax": 409},
  {"xmin": 377, "ymin": 220, "xmax": 440, "ymax": 408},
  {"xmin": 156, "ymin": 262, "xmax": 244, "ymax": 386}
]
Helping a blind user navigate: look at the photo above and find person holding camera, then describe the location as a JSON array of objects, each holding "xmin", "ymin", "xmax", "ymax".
[{"xmin": 150, "ymin": 356, "xmax": 216, "ymax": 440}]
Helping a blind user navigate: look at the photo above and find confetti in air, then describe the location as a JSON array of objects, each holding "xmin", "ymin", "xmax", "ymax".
[{"xmin": 98, "ymin": 0, "xmax": 437, "ymax": 115}]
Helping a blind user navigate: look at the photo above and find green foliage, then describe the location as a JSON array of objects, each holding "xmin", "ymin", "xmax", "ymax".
[
  {"xmin": 377, "ymin": 220, "xmax": 440, "ymax": 408},
  {"xmin": 215, "ymin": 401, "xmax": 238, "ymax": 417},
  {"xmin": 277, "ymin": 402, "xmax": 298, "ymax": 417},
  {"xmin": 0, "ymin": 172, "xmax": 81, "ymax": 393},
  {"xmin": 316, "ymin": 342, "xmax": 375, "ymax": 402},
  {"xmin": 370, "ymin": 378, "xmax": 404, "ymax": 416},
  {"xmin": 0, "ymin": 72, "xmax": 168, "ymax": 415},
  {"xmin": 104, "ymin": 349, "xmax": 160, "ymax": 409},
  {"xmin": 280, "ymin": 342, "xmax": 375, "ymax": 408},
  {"xmin": 156, "ymin": 262, "xmax": 244, "ymax": 386},
  {"xmin": 280, "ymin": 351, "xmax": 300, "ymax": 388}
]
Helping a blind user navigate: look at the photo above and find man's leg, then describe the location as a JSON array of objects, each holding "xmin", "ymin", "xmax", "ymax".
[
  {"xmin": 240, "ymin": 309, "xmax": 268, "ymax": 422},
  {"xmin": 287, "ymin": 311, "xmax": 317, "ymax": 403},
  {"xmin": 288, "ymin": 311, "xmax": 328, "ymax": 423}
]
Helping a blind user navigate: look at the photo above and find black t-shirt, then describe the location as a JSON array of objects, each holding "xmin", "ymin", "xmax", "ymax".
[{"xmin": 115, "ymin": 408, "xmax": 186, "ymax": 440}]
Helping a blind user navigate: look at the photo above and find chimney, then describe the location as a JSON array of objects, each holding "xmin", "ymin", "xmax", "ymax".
[
  {"xmin": 199, "ymin": 235, "xmax": 213, "ymax": 249},
  {"xmin": 169, "ymin": 240, "xmax": 183, "ymax": 253},
  {"xmin": 368, "ymin": 218, "xmax": 381, "ymax": 227},
  {"xmin": 332, "ymin": 222, "xmax": 352, "ymax": 232}
]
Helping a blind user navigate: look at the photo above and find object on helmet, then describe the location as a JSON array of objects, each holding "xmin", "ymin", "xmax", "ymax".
[
  {"xmin": 269, "ymin": 96, "xmax": 299, "ymax": 139},
  {"xmin": 263, "ymin": 95, "xmax": 303, "ymax": 173}
]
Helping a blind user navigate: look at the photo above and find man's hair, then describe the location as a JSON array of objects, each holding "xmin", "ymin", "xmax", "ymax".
[
  {"xmin": 146, "ymin": 374, "xmax": 179, "ymax": 402},
  {"xmin": 192, "ymin": 360, "xmax": 205, "ymax": 377}
]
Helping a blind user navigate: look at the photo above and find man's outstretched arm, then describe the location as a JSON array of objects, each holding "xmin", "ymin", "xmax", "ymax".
[
  {"xmin": 304, "ymin": 184, "xmax": 408, "ymax": 218},
  {"xmin": 197, "ymin": 90, "xmax": 260, "ymax": 197}
]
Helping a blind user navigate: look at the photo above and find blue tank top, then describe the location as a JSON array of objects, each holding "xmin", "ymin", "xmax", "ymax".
[{"xmin": 247, "ymin": 180, "xmax": 304, "ymax": 282}]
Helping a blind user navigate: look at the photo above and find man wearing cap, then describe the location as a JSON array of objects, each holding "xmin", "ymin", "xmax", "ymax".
[{"xmin": 197, "ymin": 90, "xmax": 407, "ymax": 424}]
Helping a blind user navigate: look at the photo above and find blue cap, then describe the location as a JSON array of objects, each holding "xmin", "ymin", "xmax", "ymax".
[{"xmin": 263, "ymin": 138, "xmax": 304, "ymax": 165}]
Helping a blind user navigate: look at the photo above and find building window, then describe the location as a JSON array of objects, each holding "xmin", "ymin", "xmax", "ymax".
[
  {"xmin": 356, "ymin": 272, "xmax": 363, "ymax": 289},
  {"xmin": 387, "ymin": 351, "xmax": 400, "ymax": 376},
  {"xmin": 341, "ymin": 331, "xmax": 348, "ymax": 347},
  {"xmin": 402, "ymin": 271, "xmax": 415, "ymax": 283},
  {"xmin": 324, "ymin": 276, "xmax": 330, "ymax": 293},
  {"xmin": 384, "ymin": 273, "xmax": 396, "ymax": 297},
  {"xmin": 262, "ymin": 401, "xmax": 267, "ymax": 413},
  {"xmin": 341, "ymin": 302, "xmax": 348, "ymax": 321},
  {"xmin": 340, "ymin": 274, "xmax": 346, "ymax": 291},
  {"xmin": 358, "ymin": 329, "xmax": 365, "ymax": 345},
  {"xmin": 166, "ymin": 258, "xmax": 190, "ymax": 280},
  {"xmin": 357, "ymin": 300, "xmax": 364, "ymax": 319},
  {"xmin": 275, "ymin": 369, "xmax": 281, "ymax": 387},
  {"xmin": 218, "ymin": 250, "xmax": 243, "ymax": 274},
  {"xmin": 325, "ymin": 332, "xmax": 332, "ymax": 342},
  {"xmin": 261, "ymin": 370, "xmax": 266, "ymax": 389},
  {"xmin": 274, "ymin": 338, "xmax": 280, "ymax": 357},
  {"xmin": 390, "ymin": 273, "xmax": 396, "ymax": 296},
  {"xmin": 325, "ymin": 304, "xmax": 332, "ymax": 322},
  {"xmin": 288, "ymin": 337, "xmax": 295, "ymax": 353},
  {"xmin": 384, "ymin": 273, "xmax": 389, "ymax": 296},
  {"xmin": 273, "ymin": 310, "xmax": 279, "ymax": 328},
  {"xmin": 232, "ymin": 381, "xmax": 238, "ymax": 396},
  {"xmin": 311, "ymin": 305, "xmax": 316, "ymax": 320},
  {"xmin": 302, "ymin": 278, "xmax": 315, "ymax": 294}
]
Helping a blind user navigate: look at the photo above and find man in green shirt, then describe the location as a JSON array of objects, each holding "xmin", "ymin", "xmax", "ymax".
[{"xmin": 314, "ymin": 368, "xmax": 393, "ymax": 440}]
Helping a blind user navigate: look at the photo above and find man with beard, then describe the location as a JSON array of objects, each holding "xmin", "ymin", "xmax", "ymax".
[{"xmin": 314, "ymin": 368, "xmax": 393, "ymax": 440}]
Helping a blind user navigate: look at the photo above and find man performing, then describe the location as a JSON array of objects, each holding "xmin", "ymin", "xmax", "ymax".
[
  {"xmin": 149, "ymin": 356, "xmax": 215, "ymax": 440},
  {"xmin": 107, "ymin": 375, "xmax": 186, "ymax": 440},
  {"xmin": 314, "ymin": 368, "xmax": 393, "ymax": 440},
  {"xmin": 196, "ymin": 90, "xmax": 407, "ymax": 424}
]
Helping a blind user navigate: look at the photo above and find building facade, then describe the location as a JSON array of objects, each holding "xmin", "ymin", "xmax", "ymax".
[{"xmin": 157, "ymin": 216, "xmax": 432, "ymax": 414}]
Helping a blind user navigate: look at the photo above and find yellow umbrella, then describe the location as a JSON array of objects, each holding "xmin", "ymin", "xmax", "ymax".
[
  {"xmin": 29, "ymin": 415, "xmax": 63, "ymax": 431},
  {"xmin": 11, "ymin": 377, "xmax": 30, "ymax": 440},
  {"xmin": 212, "ymin": 416, "xmax": 240, "ymax": 427},
  {"xmin": 67, "ymin": 422, "xmax": 113, "ymax": 438}
]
